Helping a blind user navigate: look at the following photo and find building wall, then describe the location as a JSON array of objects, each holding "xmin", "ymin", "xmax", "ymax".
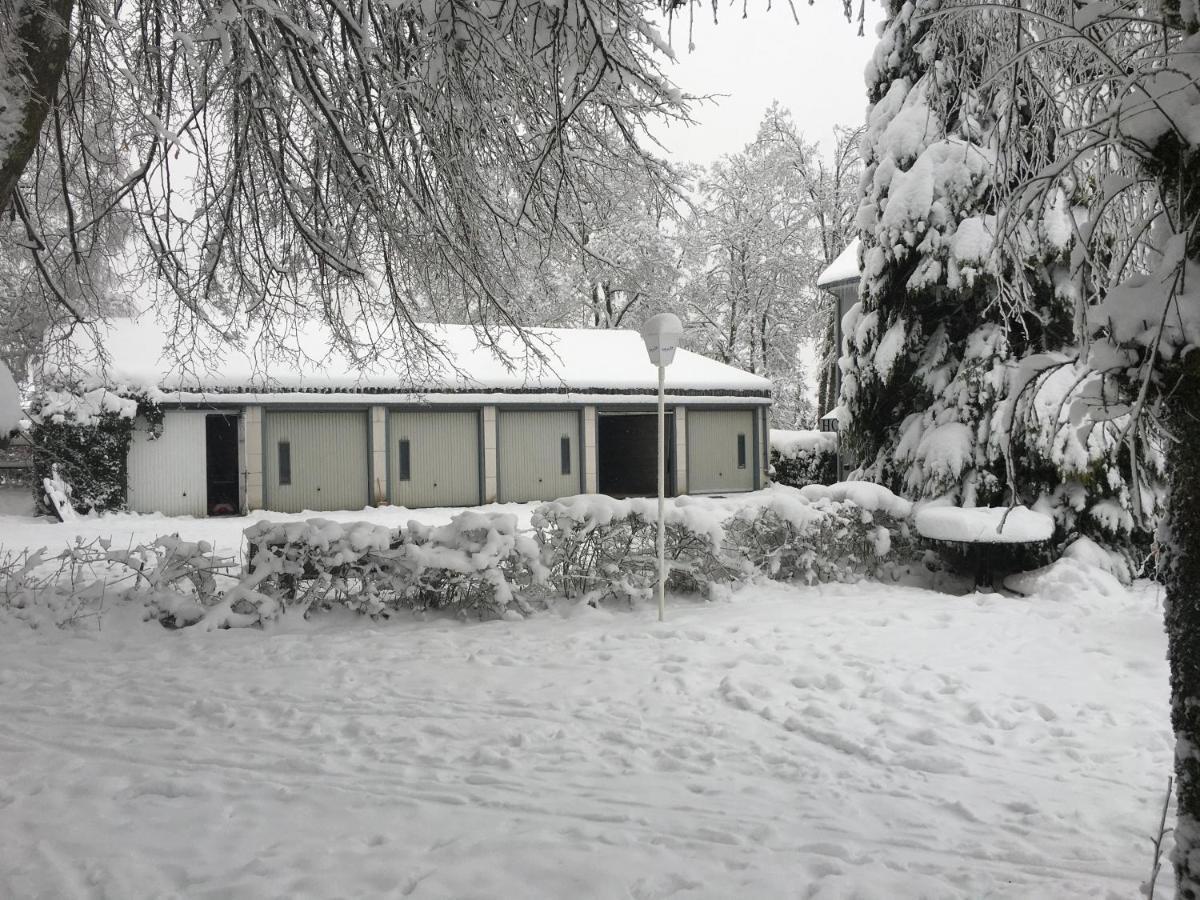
[
  {"xmin": 826, "ymin": 278, "xmax": 860, "ymax": 477},
  {"xmin": 127, "ymin": 410, "xmax": 210, "ymax": 516},
  {"xmin": 686, "ymin": 408, "xmax": 758, "ymax": 494},
  {"xmin": 370, "ymin": 406, "xmax": 388, "ymax": 504},
  {"xmin": 124, "ymin": 397, "xmax": 771, "ymax": 516},
  {"xmin": 244, "ymin": 406, "xmax": 263, "ymax": 510},
  {"xmin": 497, "ymin": 409, "xmax": 582, "ymax": 502},
  {"xmin": 832, "ymin": 281, "xmax": 857, "ymax": 407},
  {"xmin": 674, "ymin": 407, "xmax": 688, "ymax": 494},
  {"xmin": 582, "ymin": 405, "xmax": 598, "ymax": 494},
  {"xmin": 386, "ymin": 409, "xmax": 481, "ymax": 508},
  {"xmin": 263, "ymin": 410, "xmax": 370, "ymax": 513}
]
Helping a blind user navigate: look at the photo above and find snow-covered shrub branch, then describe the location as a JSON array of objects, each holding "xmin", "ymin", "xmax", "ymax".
[
  {"xmin": 534, "ymin": 484, "xmax": 918, "ymax": 606},
  {"xmin": 769, "ymin": 429, "xmax": 837, "ymax": 488},
  {"xmin": 0, "ymin": 535, "xmax": 236, "ymax": 630},
  {"xmin": 239, "ymin": 512, "xmax": 549, "ymax": 625},
  {"xmin": 532, "ymin": 495, "xmax": 743, "ymax": 605}
]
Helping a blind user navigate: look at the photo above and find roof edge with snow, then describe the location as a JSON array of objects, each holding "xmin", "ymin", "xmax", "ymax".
[
  {"xmin": 817, "ymin": 238, "xmax": 862, "ymax": 289},
  {"xmin": 40, "ymin": 319, "xmax": 774, "ymax": 401}
]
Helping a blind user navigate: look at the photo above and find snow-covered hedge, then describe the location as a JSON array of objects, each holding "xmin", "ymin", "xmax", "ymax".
[
  {"xmin": 532, "ymin": 496, "xmax": 741, "ymax": 605},
  {"xmin": 533, "ymin": 484, "xmax": 918, "ymax": 606},
  {"xmin": 769, "ymin": 429, "xmax": 837, "ymax": 488},
  {"xmin": 2, "ymin": 484, "xmax": 926, "ymax": 630},
  {"xmin": 234, "ymin": 512, "xmax": 549, "ymax": 625},
  {"xmin": 0, "ymin": 536, "xmax": 235, "ymax": 630}
]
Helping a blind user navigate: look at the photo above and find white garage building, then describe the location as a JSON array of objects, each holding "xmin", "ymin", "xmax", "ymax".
[{"xmin": 88, "ymin": 320, "xmax": 772, "ymax": 516}]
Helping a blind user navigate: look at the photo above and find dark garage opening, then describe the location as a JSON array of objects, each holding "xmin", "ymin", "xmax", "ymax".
[
  {"xmin": 206, "ymin": 415, "xmax": 240, "ymax": 516},
  {"xmin": 597, "ymin": 413, "xmax": 674, "ymax": 498}
]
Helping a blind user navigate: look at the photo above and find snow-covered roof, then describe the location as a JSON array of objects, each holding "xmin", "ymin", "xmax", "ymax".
[
  {"xmin": 42, "ymin": 316, "xmax": 772, "ymax": 404},
  {"xmin": 816, "ymin": 238, "xmax": 861, "ymax": 288}
]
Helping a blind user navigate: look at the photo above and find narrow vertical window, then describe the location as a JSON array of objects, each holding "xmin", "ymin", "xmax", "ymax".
[
  {"xmin": 398, "ymin": 439, "xmax": 411, "ymax": 481},
  {"xmin": 560, "ymin": 435, "xmax": 571, "ymax": 475},
  {"xmin": 737, "ymin": 433, "xmax": 747, "ymax": 469},
  {"xmin": 278, "ymin": 441, "xmax": 292, "ymax": 485}
]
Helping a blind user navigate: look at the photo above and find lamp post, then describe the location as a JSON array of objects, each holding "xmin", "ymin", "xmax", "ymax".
[{"xmin": 639, "ymin": 313, "xmax": 683, "ymax": 623}]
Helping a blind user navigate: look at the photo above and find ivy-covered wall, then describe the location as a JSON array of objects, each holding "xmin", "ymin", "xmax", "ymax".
[{"xmin": 26, "ymin": 387, "xmax": 163, "ymax": 514}]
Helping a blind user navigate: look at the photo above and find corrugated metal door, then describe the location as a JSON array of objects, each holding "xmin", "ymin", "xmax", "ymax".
[
  {"xmin": 127, "ymin": 410, "xmax": 210, "ymax": 516},
  {"xmin": 263, "ymin": 411, "xmax": 369, "ymax": 513},
  {"xmin": 388, "ymin": 410, "xmax": 480, "ymax": 508},
  {"xmin": 687, "ymin": 409, "xmax": 757, "ymax": 493},
  {"xmin": 497, "ymin": 409, "xmax": 580, "ymax": 502}
]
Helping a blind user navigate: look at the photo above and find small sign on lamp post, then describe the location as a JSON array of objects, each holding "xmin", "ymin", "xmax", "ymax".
[{"xmin": 639, "ymin": 313, "xmax": 683, "ymax": 623}]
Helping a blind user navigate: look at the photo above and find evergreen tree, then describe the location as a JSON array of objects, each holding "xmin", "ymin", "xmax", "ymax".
[{"xmin": 843, "ymin": 0, "xmax": 1162, "ymax": 559}]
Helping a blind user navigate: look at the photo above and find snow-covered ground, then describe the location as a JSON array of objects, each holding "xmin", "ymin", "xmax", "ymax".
[{"xmin": 0, "ymin": 553, "xmax": 1173, "ymax": 897}]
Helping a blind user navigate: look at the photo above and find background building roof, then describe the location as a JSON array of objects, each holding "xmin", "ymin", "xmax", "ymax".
[
  {"xmin": 816, "ymin": 238, "xmax": 861, "ymax": 288},
  {"xmin": 40, "ymin": 317, "xmax": 772, "ymax": 402}
]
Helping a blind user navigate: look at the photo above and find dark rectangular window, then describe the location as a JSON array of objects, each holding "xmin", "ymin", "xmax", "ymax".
[
  {"xmin": 398, "ymin": 439, "xmax": 411, "ymax": 481},
  {"xmin": 278, "ymin": 441, "xmax": 291, "ymax": 485},
  {"xmin": 560, "ymin": 435, "xmax": 571, "ymax": 475},
  {"xmin": 737, "ymin": 433, "xmax": 747, "ymax": 469}
]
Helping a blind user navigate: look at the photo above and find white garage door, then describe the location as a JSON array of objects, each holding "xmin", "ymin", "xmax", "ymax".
[
  {"xmin": 388, "ymin": 410, "xmax": 480, "ymax": 508},
  {"xmin": 127, "ymin": 410, "xmax": 210, "ymax": 516},
  {"xmin": 497, "ymin": 409, "xmax": 581, "ymax": 502},
  {"xmin": 263, "ymin": 411, "xmax": 370, "ymax": 513}
]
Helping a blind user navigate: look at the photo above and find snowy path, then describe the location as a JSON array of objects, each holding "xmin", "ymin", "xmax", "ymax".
[{"xmin": 0, "ymin": 581, "xmax": 1172, "ymax": 899}]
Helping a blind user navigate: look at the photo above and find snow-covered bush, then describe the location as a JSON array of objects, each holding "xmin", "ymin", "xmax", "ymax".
[
  {"xmin": 769, "ymin": 429, "xmax": 837, "ymax": 488},
  {"xmin": 25, "ymin": 386, "xmax": 164, "ymax": 514},
  {"xmin": 0, "ymin": 536, "xmax": 234, "ymax": 630},
  {"xmin": 533, "ymin": 484, "xmax": 920, "ymax": 606},
  {"xmin": 242, "ymin": 511, "xmax": 548, "ymax": 622},
  {"xmin": 3, "ymin": 485, "xmax": 928, "ymax": 632},
  {"xmin": 729, "ymin": 483, "xmax": 917, "ymax": 585},
  {"xmin": 532, "ymin": 495, "xmax": 743, "ymax": 605}
]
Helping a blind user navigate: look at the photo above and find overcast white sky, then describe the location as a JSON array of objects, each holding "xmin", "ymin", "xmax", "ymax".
[{"xmin": 653, "ymin": 1, "xmax": 886, "ymax": 166}]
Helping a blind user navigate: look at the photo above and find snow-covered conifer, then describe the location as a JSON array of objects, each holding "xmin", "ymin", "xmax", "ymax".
[{"xmin": 843, "ymin": 0, "xmax": 1162, "ymax": 558}]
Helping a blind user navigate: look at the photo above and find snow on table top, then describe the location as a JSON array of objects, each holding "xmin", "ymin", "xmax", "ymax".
[
  {"xmin": 40, "ymin": 316, "xmax": 773, "ymax": 398},
  {"xmin": 915, "ymin": 505, "xmax": 1055, "ymax": 544},
  {"xmin": 816, "ymin": 238, "xmax": 861, "ymax": 287}
]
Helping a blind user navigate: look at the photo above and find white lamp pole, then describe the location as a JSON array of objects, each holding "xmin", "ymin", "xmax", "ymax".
[{"xmin": 639, "ymin": 313, "xmax": 683, "ymax": 623}]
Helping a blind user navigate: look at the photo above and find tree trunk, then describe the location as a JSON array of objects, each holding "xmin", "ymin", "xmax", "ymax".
[
  {"xmin": 0, "ymin": 0, "xmax": 75, "ymax": 216},
  {"xmin": 1170, "ymin": 348, "xmax": 1200, "ymax": 898}
]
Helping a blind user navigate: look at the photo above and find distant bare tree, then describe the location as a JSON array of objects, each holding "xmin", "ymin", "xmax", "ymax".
[
  {"xmin": 681, "ymin": 106, "xmax": 823, "ymax": 426},
  {"xmin": 0, "ymin": 0, "xmax": 688, "ymax": 372}
]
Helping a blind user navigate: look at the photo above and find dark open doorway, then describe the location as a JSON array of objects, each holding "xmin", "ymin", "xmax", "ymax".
[
  {"xmin": 206, "ymin": 415, "xmax": 240, "ymax": 516},
  {"xmin": 597, "ymin": 412, "xmax": 674, "ymax": 498}
]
